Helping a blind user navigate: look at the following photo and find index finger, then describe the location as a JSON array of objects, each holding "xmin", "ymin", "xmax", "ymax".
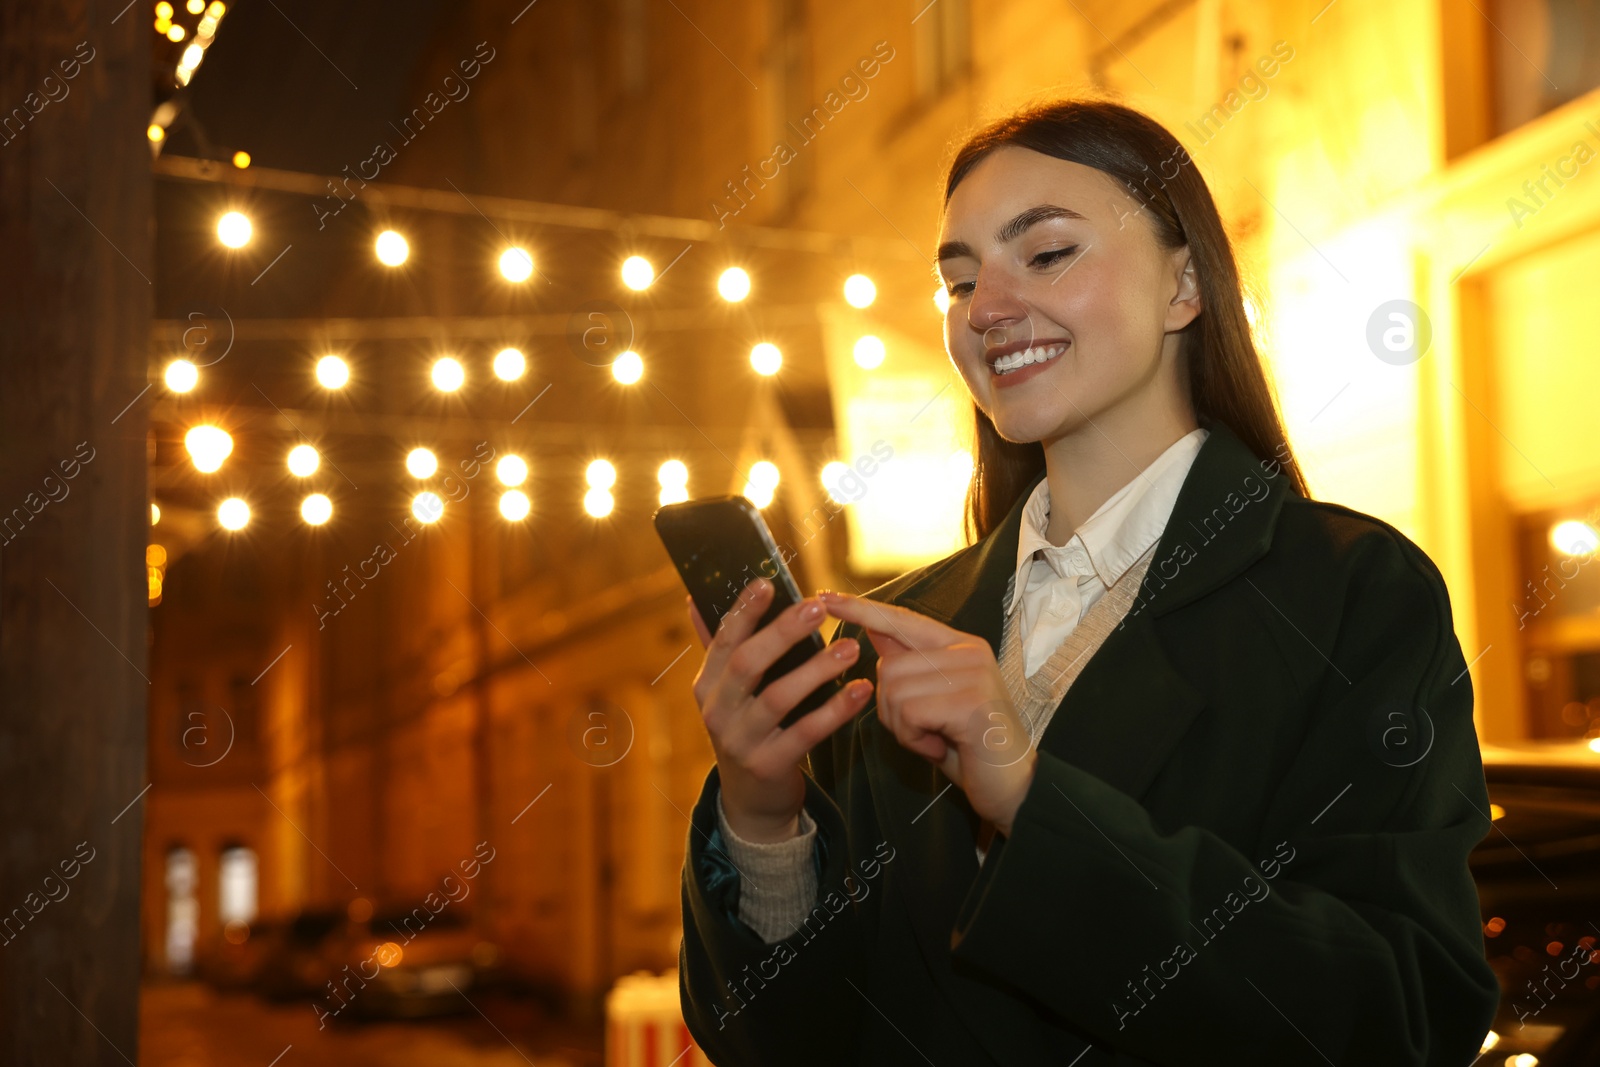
[{"xmin": 817, "ymin": 590, "xmax": 960, "ymax": 654}]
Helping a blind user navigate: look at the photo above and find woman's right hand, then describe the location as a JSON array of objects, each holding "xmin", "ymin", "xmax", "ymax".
[{"xmin": 687, "ymin": 577, "xmax": 875, "ymax": 843}]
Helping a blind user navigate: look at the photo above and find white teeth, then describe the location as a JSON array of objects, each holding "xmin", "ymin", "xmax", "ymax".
[{"xmin": 991, "ymin": 342, "xmax": 1068, "ymax": 375}]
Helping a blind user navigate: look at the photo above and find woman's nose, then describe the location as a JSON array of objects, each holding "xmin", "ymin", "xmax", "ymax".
[{"xmin": 966, "ymin": 271, "xmax": 1031, "ymax": 344}]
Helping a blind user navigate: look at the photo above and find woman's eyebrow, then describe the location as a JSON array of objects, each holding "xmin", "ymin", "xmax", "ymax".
[{"xmin": 937, "ymin": 204, "xmax": 1088, "ymax": 263}]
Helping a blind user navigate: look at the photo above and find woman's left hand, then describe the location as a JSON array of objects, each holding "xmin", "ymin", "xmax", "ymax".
[{"xmin": 819, "ymin": 590, "xmax": 1038, "ymax": 836}]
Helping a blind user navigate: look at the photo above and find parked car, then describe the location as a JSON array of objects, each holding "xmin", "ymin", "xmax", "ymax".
[
  {"xmin": 335, "ymin": 904, "xmax": 502, "ymax": 1020},
  {"xmin": 253, "ymin": 907, "xmax": 355, "ymax": 1001},
  {"xmin": 1473, "ymin": 740, "xmax": 1600, "ymax": 1064}
]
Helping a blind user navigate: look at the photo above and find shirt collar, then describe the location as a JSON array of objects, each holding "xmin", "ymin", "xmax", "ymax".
[{"xmin": 1007, "ymin": 427, "xmax": 1210, "ymax": 618}]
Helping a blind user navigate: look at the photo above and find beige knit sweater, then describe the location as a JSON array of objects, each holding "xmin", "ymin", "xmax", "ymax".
[{"xmin": 715, "ymin": 542, "xmax": 1159, "ymax": 943}]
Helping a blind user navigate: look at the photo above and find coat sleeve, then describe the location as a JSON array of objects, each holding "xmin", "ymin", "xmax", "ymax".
[
  {"xmin": 947, "ymin": 536, "xmax": 1501, "ymax": 1066},
  {"xmin": 678, "ymin": 620, "xmax": 877, "ymax": 1066}
]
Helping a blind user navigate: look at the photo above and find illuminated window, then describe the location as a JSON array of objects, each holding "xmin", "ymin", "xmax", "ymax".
[
  {"xmin": 165, "ymin": 846, "xmax": 199, "ymax": 974},
  {"xmin": 218, "ymin": 845, "xmax": 258, "ymax": 926}
]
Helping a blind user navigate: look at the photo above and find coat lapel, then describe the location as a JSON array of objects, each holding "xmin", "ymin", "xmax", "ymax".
[{"xmin": 863, "ymin": 418, "xmax": 1293, "ymax": 1042}]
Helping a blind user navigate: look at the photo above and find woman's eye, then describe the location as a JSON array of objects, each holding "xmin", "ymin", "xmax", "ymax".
[
  {"xmin": 945, "ymin": 280, "xmax": 975, "ymax": 298},
  {"xmin": 1031, "ymin": 246, "xmax": 1078, "ymax": 269}
]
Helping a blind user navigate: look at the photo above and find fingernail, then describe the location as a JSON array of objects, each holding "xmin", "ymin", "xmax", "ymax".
[
  {"xmin": 800, "ymin": 599, "xmax": 823, "ymax": 620},
  {"xmin": 832, "ymin": 638, "xmax": 858, "ymax": 658}
]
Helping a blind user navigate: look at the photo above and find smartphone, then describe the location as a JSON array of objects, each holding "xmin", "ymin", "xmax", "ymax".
[{"xmin": 653, "ymin": 495, "xmax": 840, "ymax": 730}]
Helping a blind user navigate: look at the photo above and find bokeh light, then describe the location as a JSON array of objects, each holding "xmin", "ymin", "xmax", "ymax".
[
  {"xmin": 217, "ymin": 497, "xmax": 250, "ymax": 530},
  {"xmin": 216, "ymin": 211, "xmax": 251, "ymax": 249},
  {"xmin": 492, "ymin": 347, "xmax": 526, "ymax": 381},
  {"xmin": 499, "ymin": 247, "xmax": 534, "ymax": 282},
  {"xmin": 496, "ymin": 455, "xmax": 528, "ymax": 486},
  {"xmin": 621, "ymin": 255, "xmax": 655, "ymax": 290},
  {"xmin": 717, "ymin": 267, "xmax": 751, "ymax": 302},
  {"xmin": 853, "ymin": 335, "xmax": 886, "ymax": 370},
  {"xmin": 375, "ymin": 230, "xmax": 409, "ymax": 266},
  {"xmin": 301, "ymin": 493, "xmax": 333, "ymax": 525},
  {"xmin": 499, "ymin": 490, "xmax": 530, "ymax": 521},
  {"xmin": 411, "ymin": 492, "xmax": 444, "ymax": 524},
  {"xmin": 185, "ymin": 425, "xmax": 232, "ymax": 473},
  {"xmin": 287, "ymin": 444, "xmax": 319, "ymax": 477},
  {"xmin": 315, "ymin": 355, "xmax": 349, "ymax": 388},
  {"xmin": 164, "ymin": 358, "xmax": 198, "ymax": 393},
  {"xmin": 431, "ymin": 357, "xmax": 465, "ymax": 392},
  {"xmin": 406, "ymin": 448, "xmax": 438, "ymax": 478},
  {"xmin": 612, "ymin": 350, "xmax": 643, "ymax": 384},
  {"xmin": 750, "ymin": 342, "xmax": 781, "ymax": 376},
  {"xmin": 843, "ymin": 274, "xmax": 877, "ymax": 308}
]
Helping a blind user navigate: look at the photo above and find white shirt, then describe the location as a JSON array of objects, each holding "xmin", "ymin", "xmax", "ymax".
[{"xmin": 1007, "ymin": 428, "xmax": 1209, "ymax": 678}]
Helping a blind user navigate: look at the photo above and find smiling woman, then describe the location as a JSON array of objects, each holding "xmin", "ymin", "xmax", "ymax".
[{"xmin": 677, "ymin": 100, "xmax": 1501, "ymax": 1066}]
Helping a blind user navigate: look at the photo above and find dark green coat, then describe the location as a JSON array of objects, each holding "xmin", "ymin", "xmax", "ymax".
[{"xmin": 679, "ymin": 417, "xmax": 1500, "ymax": 1066}]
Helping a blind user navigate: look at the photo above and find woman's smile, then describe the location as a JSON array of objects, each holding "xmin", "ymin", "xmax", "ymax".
[{"xmin": 988, "ymin": 338, "xmax": 1071, "ymax": 384}]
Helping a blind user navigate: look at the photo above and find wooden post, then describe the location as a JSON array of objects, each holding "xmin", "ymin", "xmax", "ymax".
[{"xmin": 0, "ymin": 2, "xmax": 150, "ymax": 1063}]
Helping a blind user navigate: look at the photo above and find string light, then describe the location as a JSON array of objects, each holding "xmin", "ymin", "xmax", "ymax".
[
  {"xmin": 621, "ymin": 255, "xmax": 655, "ymax": 290},
  {"xmin": 287, "ymin": 444, "xmax": 320, "ymax": 477},
  {"xmin": 151, "ymin": 502, "xmax": 161, "ymax": 526},
  {"xmin": 186, "ymin": 0, "xmax": 204, "ymax": 13},
  {"xmin": 750, "ymin": 342, "xmax": 781, "ymax": 376},
  {"xmin": 612, "ymin": 350, "xmax": 643, "ymax": 384},
  {"xmin": 492, "ymin": 347, "xmax": 525, "ymax": 381},
  {"xmin": 156, "ymin": 2, "xmax": 174, "ymax": 16},
  {"xmin": 584, "ymin": 459, "xmax": 615, "ymax": 517},
  {"xmin": 185, "ymin": 425, "xmax": 232, "ymax": 473},
  {"xmin": 216, "ymin": 211, "xmax": 251, "ymax": 248},
  {"xmin": 431, "ymin": 357, "xmax": 465, "ymax": 392},
  {"xmin": 499, "ymin": 490, "xmax": 530, "ymax": 520},
  {"xmin": 853, "ymin": 335, "xmax": 886, "ymax": 370},
  {"xmin": 499, "ymin": 247, "xmax": 534, "ymax": 283},
  {"xmin": 717, "ymin": 267, "xmax": 751, "ymax": 302},
  {"xmin": 658, "ymin": 459, "xmax": 688, "ymax": 506},
  {"xmin": 164, "ymin": 358, "xmax": 198, "ymax": 392},
  {"xmin": 843, "ymin": 274, "xmax": 877, "ymax": 308},
  {"xmin": 166, "ymin": 22, "xmax": 186, "ymax": 41},
  {"xmin": 411, "ymin": 491, "xmax": 444, "ymax": 523},
  {"xmin": 375, "ymin": 229, "xmax": 408, "ymax": 266},
  {"xmin": 147, "ymin": 124, "xmax": 166, "ymax": 143},
  {"xmin": 406, "ymin": 448, "xmax": 438, "ymax": 478},
  {"xmin": 301, "ymin": 493, "xmax": 333, "ymax": 525},
  {"xmin": 217, "ymin": 497, "xmax": 250, "ymax": 530},
  {"xmin": 315, "ymin": 354, "xmax": 349, "ymax": 388},
  {"xmin": 496, "ymin": 455, "xmax": 528, "ymax": 486}
]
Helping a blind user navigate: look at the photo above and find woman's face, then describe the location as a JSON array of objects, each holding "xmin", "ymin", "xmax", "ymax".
[{"xmin": 937, "ymin": 146, "xmax": 1201, "ymax": 445}]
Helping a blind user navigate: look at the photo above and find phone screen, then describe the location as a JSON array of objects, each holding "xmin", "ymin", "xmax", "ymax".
[{"xmin": 654, "ymin": 496, "xmax": 840, "ymax": 730}]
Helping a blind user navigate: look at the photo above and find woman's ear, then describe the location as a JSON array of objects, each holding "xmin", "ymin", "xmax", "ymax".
[{"xmin": 1165, "ymin": 247, "xmax": 1203, "ymax": 331}]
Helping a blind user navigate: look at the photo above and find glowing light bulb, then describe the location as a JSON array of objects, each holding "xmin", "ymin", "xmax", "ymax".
[
  {"xmin": 658, "ymin": 459, "xmax": 688, "ymax": 488},
  {"xmin": 164, "ymin": 358, "xmax": 198, "ymax": 393},
  {"xmin": 216, "ymin": 211, "xmax": 251, "ymax": 249},
  {"xmin": 166, "ymin": 22, "xmax": 186, "ymax": 41},
  {"xmin": 405, "ymin": 448, "xmax": 438, "ymax": 478},
  {"xmin": 217, "ymin": 497, "xmax": 250, "ymax": 530},
  {"xmin": 151, "ymin": 502, "xmax": 161, "ymax": 525},
  {"xmin": 499, "ymin": 247, "xmax": 534, "ymax": 282},
  {"xmin": 621, "ymin": 255, "xmax": 655, "ymax": 290},
  {"xmin": 612, "ymin": 350, "xmax": 643, "ymax": 384},
  {"xmin": 412, "ymin": 491, "xmax": 444, "ymax": 524},
  {"xmin": 231, "ymin": 150, "xmax": 250, "ymax": 169},
  {"xmin": 750, "ymin": 342, "xmax": 782, "ymax": 376},
  {"xmin": 147, "ymin": 124, "xmax": 165, "ymax": 143},
  {"xmin": 492, "ymin": 347, "xmax": 525, "ymax": 381},
  {"xmin": 499, "ymin": 490, "xmax": 530, "ymax": 520},
  {"xmin": 375, "ymin": 229, "xmax": 408, "ymax": 266},
  {"xmin": 717, "ymin": 267, "xmax": 751, "ymax": 302},
  {"xmin": 1551, "ymin": 520, "xmax": 1600, "ymax": 557},
  {"xmin": 287, "ymin": 444, "xmax": 319, "ymax": 477},
  {"xmin": 315, "ymin": 355, "xmax": 349, "ymax": 388},
  {"xmin": 583, "ymin": 487, "xmax": 614, "ymax": 517},
  {"xmin": 431, "ymin": 357, "xmax": 465, "ymax": 392},
  {"xmin": 749, "ymin": 460, "xmax": 779, "ymax": 490},
  {"xmin": 301, "ymin": 493, "xmax": 332, "ymax": 525},
  {"xmin": 496, "ymin": 455, "xmax": 528, "ymax": 487},
  {"xmin": 853, "ymin": 335, "xmax": 886, "ymax": 369},
  {"xmin": 185, "ymin": 425, "xmax": 232, "ymax": 473},
  {"xmin": 585, "ymin": 459, "xmax": 616, "ymax": 489},
  {"xmin": 843, "ymin": 274, "xmax": 876, "ymax": 308}
]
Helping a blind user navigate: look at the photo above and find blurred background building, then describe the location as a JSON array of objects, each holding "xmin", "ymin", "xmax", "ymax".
[{"xmin": 132, "ymin": 0, "xmax": 1600, "ymax": 1040}]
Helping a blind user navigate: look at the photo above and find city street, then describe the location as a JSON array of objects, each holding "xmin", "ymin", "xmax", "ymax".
[{"xmin": 140, "ymin": 983, "xmax": 602, "ymax": 1067}]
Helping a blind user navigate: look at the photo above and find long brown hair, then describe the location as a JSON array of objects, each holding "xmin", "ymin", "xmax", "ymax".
[{"xmin": 945, "ymin": 100, "xmax": 1309, "ymax": 544}]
